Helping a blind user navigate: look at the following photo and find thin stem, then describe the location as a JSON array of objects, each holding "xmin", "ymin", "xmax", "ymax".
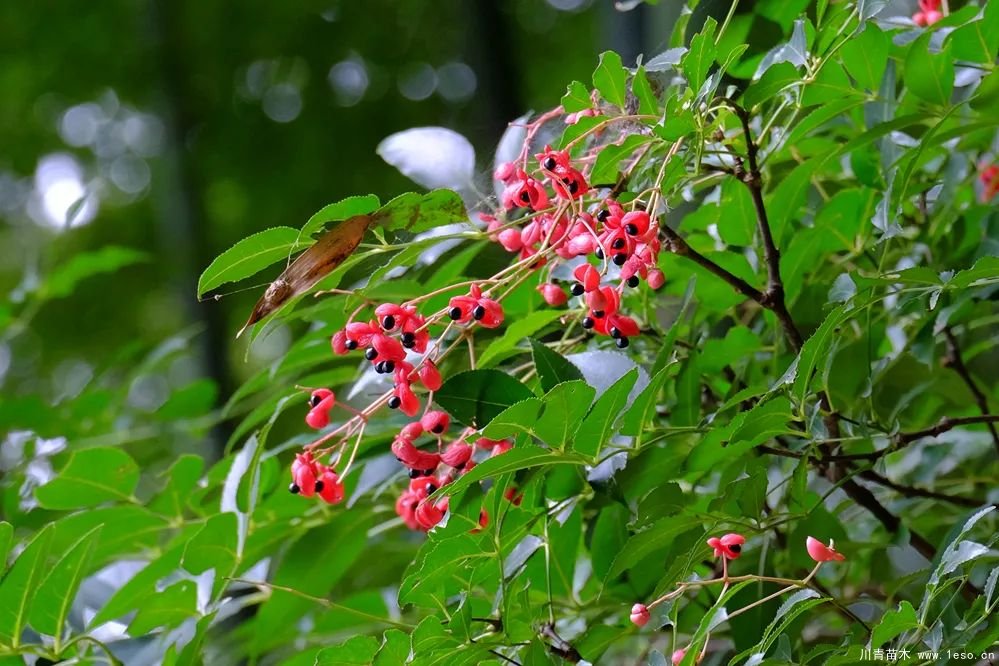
[{"xmin": 943, "ymin": 327, "xmax": 999, "ymax": 455}]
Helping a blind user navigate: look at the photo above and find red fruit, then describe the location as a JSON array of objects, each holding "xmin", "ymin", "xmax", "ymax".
[
  {"xmin": 475, "ymin": 437, "xmax": 507, "ymax": 450},
  {"xmin": 391, "ymin": 437, "xmax": 441, "ymax": 471},
  {"xmin": 503, "ymin": 486, "xmax": 523, "ymax": 506},
  {"xmin": 418, "ymin": 361, "xmax": 443, "ymax": 391},
  {"xmin": 391, "ymin": 382, "xmax": 421, "ymax": 417},
  {"xmin": 551, "ymin": 167, "xmax": 589, "ymax": 200},
  {"xmin": 371, "ymin": 334, "xmax": 406, "ymax": 363},
  {"xmin": 345, "ymin": 321, "xmax": 376, "ymax": 347},
  {"xmin": 535, "ymin": 145, "xmax": 572, "ymax": 172},
  {"xmin": 305, "ymin": 407, "xmax": 330, "ymax": 430},
  {"xmin": 317, "ymin": 467, "xmax": 345, "ymax": 504},
  {"xmin": 331, "ymin": 330, "xmax": 349, "ymax": 355},
  {"xmin": 409, "ymin": 475, "xmax": 441, "ymax": 498},
  {"xmin": 396, "ymin": 490, "xmax": 421, "ymax": 530},
  {"xmin": 490, "ymin": 440, "xmax": 513, "ymax": 457},
  {"xmin": 497, "ymin": 228, "xmax": 523, "ymax": 252},
  {"xmin": 621, "ymin": 210, "xmax": 650, "ymax": 236},
  {"xmin": 630, "ymin": 603, "xmax": 650, "ymax": 627},
  {"xmin": 420, "ymin": 410, "xmax": 450, "ymax": 435},
  {"xmin": 493, "ymin": 161, "xmax": 517, "ymax": 183},
  {"xmin": 647, "ymin": 268, "xmax": 666, "ymax": 290},
  {"xmin": 399, "ymin": 421, "xmax": 424, "ymax": 441},
  {"xmin": 290, "ymin": 452, "xmax": 319, "ymax": 497},
  {"xmin": 475, "ymin": 298, "xmax": 504, "ymax": 328},
  {"xmin": 441, "ymin": 442, "xmax": 473, "ymax": 469},
  {"xmin": 472, "ymin": 509, "xmax": 489, "ymax": 533},
  {"xmin": 573, "ymin": 263, "xmax": 601, "ymax": 292},
  {"xmin": 539, "ymin": 283, "xmax": 568, "ymax": 306},
  {"xmin": 806, "ymin": 536, "xmax": 846, "ymax": 563},
  {"xmin": 415, "ymin": 498, "xmax": 447, "ymax": 530},
  {"xmin": 707, "ymin": 533, "xmax": 746, "ymax": 560}
]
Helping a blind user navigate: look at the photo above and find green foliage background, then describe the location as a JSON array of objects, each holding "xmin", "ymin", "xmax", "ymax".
[{"xmin": 2, "ymin": 0, "xmax": 998, "ymax": 664}]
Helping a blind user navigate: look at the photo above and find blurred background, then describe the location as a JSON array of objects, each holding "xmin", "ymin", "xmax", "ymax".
[{"xmin": 0, "ymin": 0, "xmax": 689, "ymax": 463}]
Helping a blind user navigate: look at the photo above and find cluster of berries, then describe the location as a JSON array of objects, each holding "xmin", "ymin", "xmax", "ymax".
[
  {"xmin": 629, "ymin": 534, "xmax": 845, "ymax": 664},
  {"xmin": 912, "ymin": 0, "xmax": 943, "ymax": 25},
  {"xmin": 329, "ymin": 303, "xmax": 448, "ymax": 417},
  {"xmin": 288, "ymin": 450, "xmax": 345, "ymax": 505},
  {"xmin": 391, "ymin": 415, "xmax": 513, "ymax": 531},
  {"xmin": 489, "ymin": 146, "xmax": 665, "ymax": 348}
]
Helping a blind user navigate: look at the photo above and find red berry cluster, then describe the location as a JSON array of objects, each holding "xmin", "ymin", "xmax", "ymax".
[
  {"xmin": 488, "ymin": 145, "xmax": 665, "ymax": 348},
  {"xmin": 913, "ymin": 0, "xmax": 942, "ymax": 25},
  {"xmin": 329, "ymin": 304, "xmax": 443, "ymax": 417},
  {"xmin": 391, "ymin": 415, "xmax": 513, "ymax": 531},
  {"xmin": 980, "ymin": 164, "xmax": 999, "ymax": 201},
  {"xmin": 289, "ymin": 451, "xmax": 345, "ymax": 505}
]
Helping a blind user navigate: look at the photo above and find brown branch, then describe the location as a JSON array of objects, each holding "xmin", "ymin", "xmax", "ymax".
[
  {"xmin": 540, "ymin": 624, "xmax": 581, "ymax": 663},
  {"xmin": 716, "ymin": 96, "xmax": 803, "ymax": 352},
  {"xmin": 661, "ymin": 227, "xmax": 765, "ymax": 303},
  {"xmin": 895, "ymin": 414, "xmax": 999, "ymax": 445},
  {"xmin": 859, "ymin": 470, "xmax": 987, "ymax": 508},
  {"xmin": 943, "ymin": 327, "xmax": 999, "ymax": 455}
]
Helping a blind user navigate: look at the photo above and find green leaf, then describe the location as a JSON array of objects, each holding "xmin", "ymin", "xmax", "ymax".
[
  {"xmin": 904, "ymin": 34, "xmax": 954, "ymax": 106},
  {"xmin": 35, "ymin": 447, "xmax": 139, "ymax": 509},
  {"xmin": 176, "ymin": 612, "xmax": 217, "ymax": 666},
  {"xmin": 632, "ymin": 66, "xmax": 658, "ymax": 115},
  {"xmin": 872, "ymin": 601, "xmax": 919, "ymax": 648},
  {"xmin": 591, "ymin": 504, "xmax": 628, "ymax": 580},
  {"xmin": 673, "ymin": 352, "xmax": 700, "ymax": 427},
  {"xmin": 149, "ymin": 454, "xmax": 204, "ymax": 518},
  {"xmin": 683, "ymin": 17, "xmax": 718, "ymax": 92},
  {"xmin": 128, "ymin": 580, "xmax": 199, "ymax": 635},
  {"xmin": 27, "ymin": 526, "xmax": 101, "ymax": 638},
  {"xmin": 589, "ymin": 134, "xmax": 652, "ymax": 185},
  {"xmin": 841, "ymin": 22, "xmax": 889, "ymax": 90},
  {"xmin": 608, "ymin": 516, "xmax": 703, "ymax": 579},
  {"xmin": 197, "ymin": 227, "xmax": 308, "ymax": 296},
  {"xmin": 375, "ymin": 629, "xmax": 412, "ymax": 666},
  {"xmin": 436, "ymin": 369, "xmax": 534, "ymax": 428},
  {"xmin": 789, "ymin": 305, "xmax": 850, "ymax": 408},
  {"xmin": 183, "ymin": 513, "xmax": 239, "ymax": 575},
  {"xmin": 90, "ymin": 543, "xmax": 185, "ymax": 627},
  {"xmin": 592, "ymin": 51, "xmax": 628, "ymax": 108},
  {"xmin": 947, "ymin": 20, "xmax": 997, "ymax": 64},
  {"xmin": 0, "ymin": 525, "xmax": 53, "ymax": 647},
  {"xmin": 51, "ymin": 506, "xmax": 168, "ymax": 569},
  {"xmin": 561, "ymin": 80, "xmax": 591, "ymax": 113},
  {"xmin": 300, "ymin": 194, "xmax": 381, "ymax": 238},
  {"xmin": 438, "ymin": 446, "xmax": 586, "ymax": 498},
  {"xmin": 620, "ymin": 363, "xmax": 674, "ymax": 437},
  {"xmin": 534, "ymin": 380, "xmax": 596, "ymax": 448},
  {"xmin": 481, "ymin": 398, "xmax": 543, "ymax": 440},
  {"xmin": 0, "ymin": 522, "xmax": 11, "ymax": 572},
  {"xmin": 316, "ymin": 636, "xmax": 381, "ymax": 665},
  {"xmin": 530, "ymin": 338, "xmax": 583, "ymax": 393},
  {"xmin": 477, "ymin": 310, "xmax": 566, "ymax": 367},
  {"xmin": 718, "ymin": 179, "xmax": 755, "ymax": 246},
  {"xmin": 40, "ymin": 246, "xmax": 147, "ymax": 300},
  {"xmin": 375, "ymin": 189, "xmax": 467, "ymax": 234},
  {"xmin": 573, "ymin": 369, "xmax": 638, "ymax": 459}
]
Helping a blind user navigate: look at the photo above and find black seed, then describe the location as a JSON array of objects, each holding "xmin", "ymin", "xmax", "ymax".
[
  {"xmin": 610, "ymin": 327, "xmax": 621, "ymax": 339},
  {"xmin": 593, "ymin": 310, "xmax": 605, "ymax": 319},
  {"xmin": 314, "ymin": 480, "xmax": 325, "ymax": 493},
  {"xmin": 365, "ymin": 347, "xmax": 378, "ymax": 361},
  {"xmin": 382, "ymin": 315, "xmax": 395, "ymax": 330},
  {"xmin": 388, "ymin": 396, "xmax": 401, "ymax": 409},
  {"xmin": 612, "ymin": 238, "xmax": 625, "ymax": 250},
  {"xmin": 613, "ymin": 253, "xmax": 627, "ymax": 266},
  {"xmin": 374, "ymin": 361, "xmax": 386, "ymax": 373},
  {"xmin": 582, "ymin": 317, "xmax": 595, "ymax": 329},
  {"xmin": 432, "ymin": 425, "xmax": 445, "ymax": 434},
  {"xmin": 596, "ymin": 209, "xmax": 610, "ymax": 222},
  {"xmin": 423, "ymin": 468, "xmax": 436, "ymax": 476},
  {"xmin": 570, "ymin": 283, "xmax": 585, "ymax": 296},
  {"xmin": 625, "ymin": 223, "xmax": 638, "ymax": 235},
  {"xmin": 401, "ymin": 332, "xmax": 416, "ymax": 347},
  {"xmin": 729, "ymin": 544, "xmax": 741, "ymax": 553},
  {"xmin": 409, "ymin": 468, "xmax": 422, "ymax": 478},
  {"xmin": 383, "ymin": 360, "xmax": 395, "ymax": 374},
  {"xmin": 616, "ymin": 337, "xmax": 629, "ymax": 348},
  {"xmin": 627, "ymin": 275, "xmax": 640, "ymax": 288},
  {"xmin": 309, "ymin": 394, "xmax": 322, "ymax": 408},
  {"xmin": 345, "ymin": 339, "xmax": 358, "ymax": 350},
  {"xmin": 568, "ymin": 180, "xmax": 579, "ymax": 194},
  {"xmin": 543, "ymin": 156, "xmax": 557, "ymax": 170},
  {"xmin": 449, "ymin": 306, "xmax": 463, "ymax": 320},
  {"xmin": 426, "ymin": 484, "xmax": 438, "ymax": 495},
  {"xmin": 595, "ymin": 248, "xmax": 604, "ymax": 259},
  {"xmin": 472, "ymin": 305, "xmax": 486, "ymax": 320},
  {"xmin": 520, "ymin": 191, "xmax": 530, "ymax": 203},
  {"xmin": 289, "ymin": 483, "xmax": 300, "ymax": 494}
]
